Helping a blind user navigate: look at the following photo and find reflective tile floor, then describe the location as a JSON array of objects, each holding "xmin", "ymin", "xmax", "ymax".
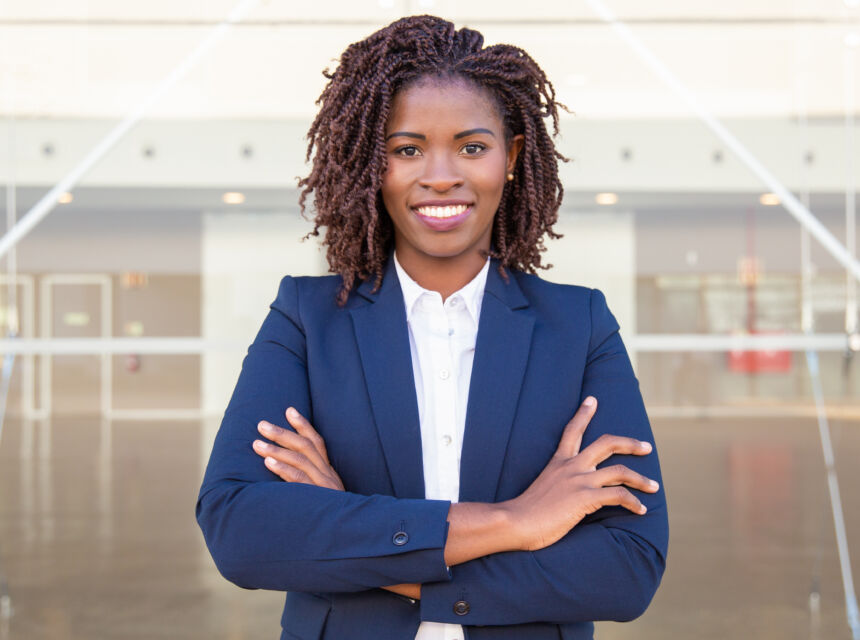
[{"xmin": 0, "ymin": 414, "xmax": 858, "ymax": 639}]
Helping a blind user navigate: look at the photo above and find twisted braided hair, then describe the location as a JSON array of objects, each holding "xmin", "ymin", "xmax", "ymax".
[{"xmin": 298, "ymin": 15, "xmax": 568, "ymax": 305}]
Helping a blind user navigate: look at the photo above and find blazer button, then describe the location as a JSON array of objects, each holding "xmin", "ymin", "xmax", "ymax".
[
  {"xmin": 453, "ymin": 600, "xmax": 470, "ymax": 616},
  {"xmin": 392, "ymin": 531, "xmax": 409, "ymax": 546}
]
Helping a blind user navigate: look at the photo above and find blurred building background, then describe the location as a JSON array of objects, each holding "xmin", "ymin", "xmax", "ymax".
[{"xmin": 0, "ymin": 1, "xmax": 859, "ymax": 639}]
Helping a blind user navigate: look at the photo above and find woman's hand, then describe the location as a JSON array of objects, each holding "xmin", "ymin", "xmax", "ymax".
[
  {"xmin": 440, "ymin": 397, "xmax": 660, "ymax": 566},
  {"xmin": 253, "ymin": 409, "xmax": 420, "ymax": 599},
  {"xmin": 502, "ymin": 396, "xmax": 659, "ymax": 552},
  {"xmin": 253, "ymin": 407, "xmax": 345, "ymax": 491}
]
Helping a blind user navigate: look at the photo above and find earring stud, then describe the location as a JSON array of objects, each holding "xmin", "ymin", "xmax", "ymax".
[{"xmin": 506, "ymin": 172, "xmax": 514, "ymax": 182}]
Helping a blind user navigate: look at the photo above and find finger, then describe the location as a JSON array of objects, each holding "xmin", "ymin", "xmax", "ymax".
[
  {"xmin": 253, "ymin": 439, "xmax": 333, "ymax": 488},
  {"xmin": 555, "ymin": 396, "xmax": 597, "ymax": 458},
  {"xmin": 256, "ymin": 422, "xmax": 343, "ymax": 490},
  {"xmin": 590, "ymin": 486, "xmax": 648, "ymax": 516},
  {"xmin": 587, "ymin": 464, "xmax": 660, "ymax": 494},
  {"xmin": 285, "ymin": 407, "xmax": 331, "ymax": 465},
  {"xmin": 258, "ymin": 419, "xmax": 330, "ymax": 472},
  {"xmin": 263, "ymin": 455, "xmax": 313, "ymax": 484},
  {"xmin": 576, "ymin": 434, "xmax": 652, "ymax": 470}
]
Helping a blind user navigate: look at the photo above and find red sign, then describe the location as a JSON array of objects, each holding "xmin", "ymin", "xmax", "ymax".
[{"xmin": 727, "ymin": 331, "xmax": 792, "ymax": 373}]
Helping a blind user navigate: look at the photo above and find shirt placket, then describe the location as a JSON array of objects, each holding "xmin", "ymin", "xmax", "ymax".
[{"xmin": 427, "ymin": 298, "xmax": 460, "ymax": 503}]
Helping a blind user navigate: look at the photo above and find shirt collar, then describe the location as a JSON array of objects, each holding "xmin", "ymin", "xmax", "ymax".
[{"xmin": 393, "ymin": 251, "xmax": 489, "ymax": 326}]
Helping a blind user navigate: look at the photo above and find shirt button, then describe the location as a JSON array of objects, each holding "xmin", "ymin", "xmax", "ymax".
[
  {"xmin": 450, "ymin": 298, "xmax": 460, "ymax": 307},
  {"xmin": 448, "ymin": 328, "xmax": 455, "ymax": 336},
  {"xmin": 442, "ymin": 434, "xmax": 452, "ymax": 446},
  {"xmin": 439, "ymin": 369, "xmax": 450, "ymax": 380},
  {"xmin": 453, "ymin": 600, "xmax": 470, "ymax": 616},
  {"xmin": 392, "ymin": 531, "xmax": 409, "ymax": 546}
]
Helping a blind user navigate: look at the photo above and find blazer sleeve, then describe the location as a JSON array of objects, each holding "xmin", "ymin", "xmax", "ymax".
[
  {"xmin": 195, "ymin": 275, "xmax": 452, "ymax": 592},
  {"xmin": 419, "ymin": 288, "xmax": 669, "ymax": 626}
]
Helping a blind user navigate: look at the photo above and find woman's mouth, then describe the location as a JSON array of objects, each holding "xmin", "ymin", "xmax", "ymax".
[{"xmin": 412, "ymin": 204, "xmax": 473, "ymax": 231}]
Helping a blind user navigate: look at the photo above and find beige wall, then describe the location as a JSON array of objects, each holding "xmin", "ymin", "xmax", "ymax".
[{"xmin": 200, "ymin": 210, "xmax": 326, "ymax": 416}]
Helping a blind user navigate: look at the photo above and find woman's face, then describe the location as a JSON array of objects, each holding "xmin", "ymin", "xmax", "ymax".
[{"xmin": 380, "ymin": 78, "xmax": 523, "ymax": 267}]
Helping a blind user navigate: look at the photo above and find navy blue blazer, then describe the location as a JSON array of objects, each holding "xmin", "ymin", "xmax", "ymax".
[{"xmin": 196, "ymin": 256, "xmax": 668, "ymax": 640}]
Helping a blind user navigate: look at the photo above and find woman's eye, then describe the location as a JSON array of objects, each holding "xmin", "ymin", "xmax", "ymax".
[
  {"xmin": 461, "ymin": 143, "xmax": 486, "ymax": 155},
  {"xmin": 394, "ymin": 146, "xmax": 421, "ymax": 157}
]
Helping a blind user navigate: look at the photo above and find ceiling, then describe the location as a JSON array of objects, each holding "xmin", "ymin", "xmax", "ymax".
[{"xmin": 1, "ymin": 0, "xmax": 859, "ymax": 120}]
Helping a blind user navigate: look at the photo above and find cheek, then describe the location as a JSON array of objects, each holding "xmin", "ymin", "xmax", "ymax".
[
  {"xmin": 379, "ymin": 171, "xmax": 396, "ymax": 209},
  {"xmin": 474, "ymin": 163, "xmax": 507, "ymax": 200},
  {"xmin": 380, "ymin": 163, "xmax": 407, "ymax": 201},
  {"xmin": 380, "ymin": 174, "xmax": 414, "ymax": 227}
]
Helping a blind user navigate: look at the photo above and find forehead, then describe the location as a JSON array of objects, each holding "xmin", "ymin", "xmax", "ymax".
[{"xmin": 386, "ymin": 78, "xmax": 503, "ymax": 132}]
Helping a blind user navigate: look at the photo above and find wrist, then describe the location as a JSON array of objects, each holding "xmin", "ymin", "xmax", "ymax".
[
  {"xmin": 493, "ymin": 498, "xmax": 527, "ymax": 552},
  {"xmin": 444, "ymin": 501, "xmax": 523, "ymax": 565}
]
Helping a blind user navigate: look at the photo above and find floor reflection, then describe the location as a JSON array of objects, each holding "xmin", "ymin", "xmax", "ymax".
[{"xmin": 0, "ymin": 415, "xmax": 857, "ymax": 639}]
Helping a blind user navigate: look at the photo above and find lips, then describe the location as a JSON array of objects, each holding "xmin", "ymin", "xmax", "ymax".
[{"xmin": 411, "ymin": 201, "xmax": 474, "ymax": 231}]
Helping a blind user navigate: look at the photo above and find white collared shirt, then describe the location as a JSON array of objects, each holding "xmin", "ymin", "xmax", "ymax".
[{"xmin": 393, "ymin": 252, "xmax": 489, "ymax": 640}]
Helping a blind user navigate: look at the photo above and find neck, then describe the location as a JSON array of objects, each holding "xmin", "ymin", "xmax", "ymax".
[{"xmin": 394, "ymin": 247, "xmax": 488, "ymax": 302}]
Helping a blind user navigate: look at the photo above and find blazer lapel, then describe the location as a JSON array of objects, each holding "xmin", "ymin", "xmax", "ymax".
[
  {"xmin": 459, "ymin": 262, "xmax": 535, "ymax": 503},
  {"xmin": 349, "ymin": 259, "xmax": 425, "ymax": 499}
]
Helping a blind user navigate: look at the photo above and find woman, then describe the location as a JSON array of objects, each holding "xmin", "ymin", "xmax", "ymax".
[{"xmin": 196, "ymin": 15, "xmax": 668, "ymax": 640}]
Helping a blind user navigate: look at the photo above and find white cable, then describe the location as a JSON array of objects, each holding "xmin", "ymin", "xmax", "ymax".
[
  {"xmin": 806, "ymin": 350, "xmax": 860, "ymax": 639},
  {"xmin": 0, "ymin": 0, "xmax": 261, "ymax": 261},
  {"xmin": 0, "ymin": 352, "xmax": 14, "ymax": 446},
  {"xmin": 583, "ymin": 0, "xmax": 860, "ymax": 282}
]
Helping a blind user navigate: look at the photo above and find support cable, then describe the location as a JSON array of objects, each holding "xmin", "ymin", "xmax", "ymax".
[{"xmin": 0, "ymin": 0, "xmax": 261, "ymax": 261}]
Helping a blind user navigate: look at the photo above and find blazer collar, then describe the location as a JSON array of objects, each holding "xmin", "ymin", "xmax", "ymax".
[
  {"xmin": 350, "ymin": 252, "xmax": 535, "ymax": 502},
  {"xmin": 354, "ymin": 251, "xmax": 529, "ymax": 312}
]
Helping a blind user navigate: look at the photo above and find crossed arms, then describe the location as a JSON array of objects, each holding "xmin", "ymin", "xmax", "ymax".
[{"xmin": 196, "ymin": 278, "xmax": 669, "ymax": 626}]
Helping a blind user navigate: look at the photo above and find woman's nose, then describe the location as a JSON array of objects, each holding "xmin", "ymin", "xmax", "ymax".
[{"xmin": 417, "ymin": 154, "xmax": 464, "ymax": 192}]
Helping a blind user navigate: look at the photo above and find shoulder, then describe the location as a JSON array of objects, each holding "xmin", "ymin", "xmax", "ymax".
[
  {"xmin": 271, "ymin": 274, "xmax": 340, "ymax": 304},
  {"xmin": 507, "ymin": 269, "xmax": 621, "ymax": 353},
  {"xmin": 268, "ymin": 274, "xmax": 343, "ymax": 327},
  {"xmin": 279, "ymin": 273, "xmax": 341, "ymax": 299},
  {"xmin": 510, "ymin": 269, "xmax": 590, "ymax": 299},
  {"xmin": 509, "ymin": 269, "xmax": 612, "ymax": 319}
]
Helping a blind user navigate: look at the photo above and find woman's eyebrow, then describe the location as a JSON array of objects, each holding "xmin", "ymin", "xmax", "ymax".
[
  {"xmin": 454, "ymin": 128, "xmax": 495, "ymax": 139},
  {"xmin": 385, "ymin": 128, "xmax": 496, "ymax": 141},
  {"xmin": 385, "ymin": 131, "xmax": 425, "ymax": 141}
]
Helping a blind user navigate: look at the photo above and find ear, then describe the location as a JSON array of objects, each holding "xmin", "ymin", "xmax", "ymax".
[{"xmin": 506, "ymin": 134, "xmax": 525, "ymax": 175}]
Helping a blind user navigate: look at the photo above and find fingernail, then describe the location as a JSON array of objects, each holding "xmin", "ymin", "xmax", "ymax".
[
  {"xmin": 639, "ymin": 504, "xmax": 648, "ymax": 514},
  {"xmin": 640, "ymin": 441, "xmax": 652, "ymax": 452},
  {"xmin": 286, "ymin": 407, "xmax": 298, "ymax": 419},
  {"xmin": 583, "ymin": 396, "xmax": 595, "ymax": 407},
  {"xmin": 265, "ymin": 456, "xmax": 277, "ymax": 467},
  {"xmin": 649, "ymin": 480, "xmax": 659, "ymax": 490},
  {"xmin": 253, "ymin": 440, "xmax": 269, "ymax": 451},
  {"xmin": 258, "ymin": 421, "xmax": 273, "ymax": 433}
]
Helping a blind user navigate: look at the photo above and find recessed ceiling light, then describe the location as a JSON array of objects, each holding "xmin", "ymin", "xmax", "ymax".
[
  {"xmin": 595, "ymin": 192, "xmax": 618, "ymax": 205},
  {"xmin": 222, "ymin": 192, "xmax": 245, "ymax": 204},
  {"xmin": 685, "ymin": 249, "xmax": 699, "ymax": 266},
  {"xmin": 58, "ymin": 192, "xmax": 73, "ymax": 204},
  {"xmin": 759, "ymin": 193, "xmax": 780, "ymax": 206}
]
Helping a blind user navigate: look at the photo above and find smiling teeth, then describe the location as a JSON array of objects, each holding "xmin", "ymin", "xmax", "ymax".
[{"xmin": 415, "ymin": 204, "xmax": 469, "ymax": 218}]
